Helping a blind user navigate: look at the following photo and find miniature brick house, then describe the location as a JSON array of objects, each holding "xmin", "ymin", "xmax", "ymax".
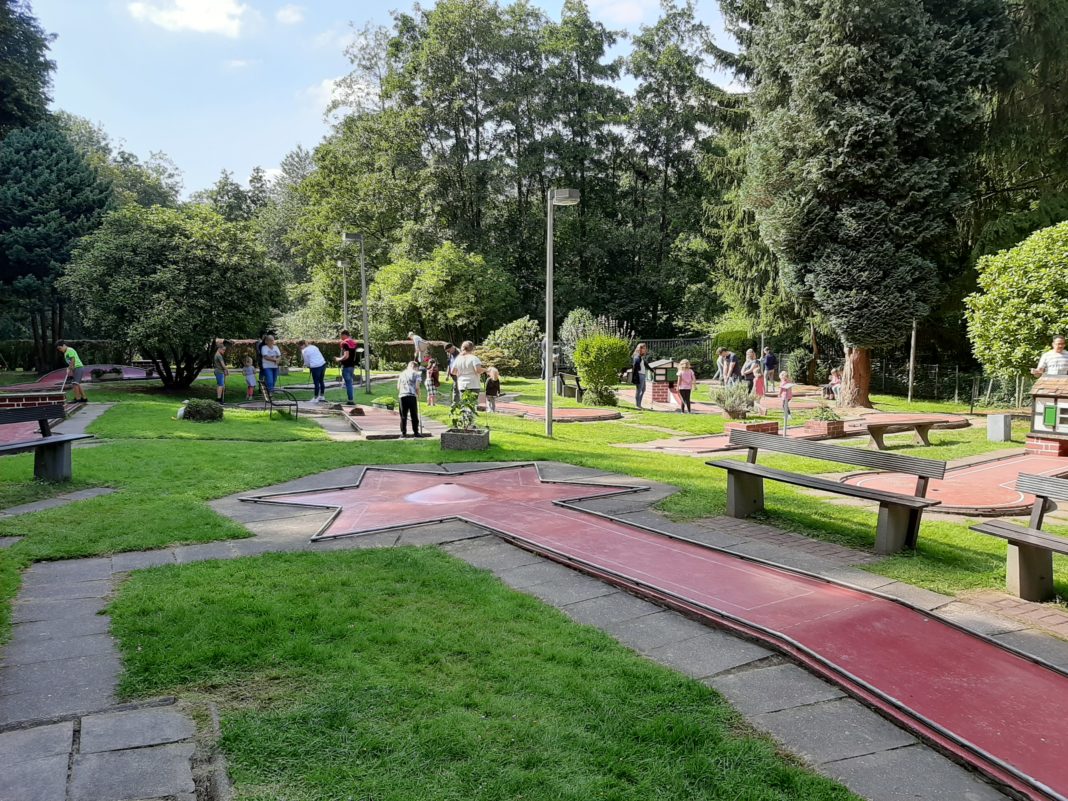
[
  {"xmin": 647, "ymin": 359, "xmax": 678, "ymax": 404},
  {"xmin": 1027, "ymin": 376, "xmax": 1068, "ymax": 456}
]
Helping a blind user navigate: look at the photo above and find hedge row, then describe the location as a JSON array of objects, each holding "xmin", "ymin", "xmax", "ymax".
[{"xmin": 0, "ymin": 340, "xmax": 133, "ymax": 371}]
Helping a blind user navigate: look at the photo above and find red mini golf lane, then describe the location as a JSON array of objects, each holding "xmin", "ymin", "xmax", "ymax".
[
  {"xmin": 845, "ymin": 452, "xmax": 1068, "ymax": 514},
  {"xmin": 248, "ymin": 465, "xmax": 1068, "ymax": 801}
]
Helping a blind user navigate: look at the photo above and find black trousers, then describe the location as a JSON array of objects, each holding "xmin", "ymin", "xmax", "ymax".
[
  {"xmin": 400, "ymin": 395, "xmax": 419, "ymax": 436},
  {"xmin": 679, "ymin": 388, "xmax": 692, "ymax": 412}
]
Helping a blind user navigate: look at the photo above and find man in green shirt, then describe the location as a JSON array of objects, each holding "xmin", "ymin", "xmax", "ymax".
[
  {"xmin": 213, "ymin": 342, "xmax": 229, "ymax": 402},
  {"xmin": 57, "ymin": 341, "xmax": 87, "ymax": 403}
]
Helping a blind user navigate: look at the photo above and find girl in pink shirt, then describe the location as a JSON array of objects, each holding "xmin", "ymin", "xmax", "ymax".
[
  {"xmin": 779, "ymin": 371, "xmax": 795, "ymax": 432},
  {"xmin": 676, "ymin": 359, "xmax": 696, "ymax": 413},
  {"xmin": 752, "ymin": 365, "xmax": 765, "ymax": 413}
]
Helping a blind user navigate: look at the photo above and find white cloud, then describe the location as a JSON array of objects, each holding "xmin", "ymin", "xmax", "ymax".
[
  {"xmin": 263, "ymin": 167, "xmax": 283, "ymax": 183},
  {"xmin": 128, "ymin": 0, "xmax": 251, "ymax": 38},
  {"xmin": 301, "ymin": 77, "xmax": 341, "ymax": 113},
  {"xmin": 225, "ymin": 58, "xmax": 258, "ymax": 69},
  {"xmin": 275, "ymin": 4, "xmax": 304, "ymax": 25},
  {"xmin": 312, "ymin": 25, "xmax": 356, "ymax": 54},
  {"xmin": 587, "ymin": 0, "xmax": 658, "ymax": 27}
]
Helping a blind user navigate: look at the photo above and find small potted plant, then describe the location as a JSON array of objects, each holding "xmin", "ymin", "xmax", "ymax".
[
  {"xmin": 711, "ymin": 382, "xmax": 755, "ymax": 419},
  {"xmin": 441, "ymin": 389, "xmax": 490, "ymax": 450},
  {"xmin": 805, "ymin": 404, "xmax": 845, "ymax": 437}
]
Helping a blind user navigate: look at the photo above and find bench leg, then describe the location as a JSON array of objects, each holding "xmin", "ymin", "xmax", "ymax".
[
  {"xmin": 1007, "ymin": 543, "xmax": 1055, "ymax": 602},
  {"xmin": 868, "ymin": 429, "xmax": 887, "ymax": 450},
  {"xmin": 875, "ymin": 504, "xmax": 911, "ymax": 554},
  {"xmin": 914, "ymin": 425, "xmax": 932, "ymax": 447},
  {"xmin": 34, "ymin": 441, "xmax": 72, "ymax": 482},
  {"xmin": 726, "ymin": 472, "xmax": 764, "ymax": 518}
]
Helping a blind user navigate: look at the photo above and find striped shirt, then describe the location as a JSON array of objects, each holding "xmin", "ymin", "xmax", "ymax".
[{"xmin": 1038, "ymin": 350, "xmax": 1068, "ymax": 376}]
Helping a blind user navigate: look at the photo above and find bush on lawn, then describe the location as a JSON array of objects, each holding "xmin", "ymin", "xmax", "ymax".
[
  {"xmin": 784, "ymin": 348, "xmax": 811, "ymax": 383},
  {"xmin": 711, "ymin": 382, "xmax": 755, "ymax": 419},
  {"xmin": 183, "ymin": 399, "xmax": 224, "ymax": 422},
  {"xmin": 472, "ymin": 345, "xmax": 519, "ymax": 372},
  {"xmin": 483, "ymin": 316, "xmax": 541, "ymax": 376},
  {"xmin": 573, "ymin": 335, "xmax": 631, "ymax": 406}
]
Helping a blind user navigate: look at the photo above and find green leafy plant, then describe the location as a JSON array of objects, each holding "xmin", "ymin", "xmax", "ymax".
[
  {"xmin": 811, "ymin": 403, "xmax": 841, "ymax": 422},
  {"xmin": 372, "ymin": 396, "xmax": 396, "ymax": 411},
  {"xmin": 965, "ymin": 221, "xmax": 1068, "ymax": 375},
  {"xmin": 182, "ymin": 399, "xmax": 223, "ymax": 422},
  {"xmin": 449, "ymin": 389, "xmax": 481, "ymax": 431},
  {"xmin": 483, "ymin": 316, "xmax": 541, "ymax": 376},
  {"xmin": 784, "ymin": 349, "xmax": 811, "ymax": 383},
  {"xmin": 573, "ymin": 335, "xmax": 632, "ymax": 406},
  {"xmin": 710, "ymin": 382, "xmax": 755, "ymax": 419},
  {"xmin": 472, "ymin": 345, "xmax": 519, "ymax": 373}
]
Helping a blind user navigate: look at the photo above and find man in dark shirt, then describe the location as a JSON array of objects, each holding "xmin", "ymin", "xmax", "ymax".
[
  {"xmin": 722, "ymin": 349, "xmax": 739, "ymax": 384},
  {"xmin": 761, "ymin": 347, "xmax": 778, "ymax": 392}
]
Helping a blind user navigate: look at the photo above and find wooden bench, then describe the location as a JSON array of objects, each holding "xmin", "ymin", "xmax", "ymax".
[
  {"xmin": 971, "ymin": 474, "xmax": 1068, "ymax": 601},
  {"xmin": 707, "ymin": 430, "xmax": 947, "ymax": 554},
  {"xmin": 130, "ymin": 359, "xmax": 157, "ymax": 377},
  {"xmin": 0, "ymin": 405, "xmax": 93, "ymax": 481},
  {"xmin": 259, "ymin": 383, "xmax": 300, "ymax": 419},
  {"xmin": 556, "ymin": 372, "xmax": 584, "ymax": 403},
  {"xmin": 866, "ymin": 421, "xmax": 937, "ymax": 450}
]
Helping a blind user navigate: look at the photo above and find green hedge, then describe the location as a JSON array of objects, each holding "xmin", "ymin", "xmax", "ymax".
[{"xmin": 0, "ymin": 339, "xmax": 131, "ymax": 371}]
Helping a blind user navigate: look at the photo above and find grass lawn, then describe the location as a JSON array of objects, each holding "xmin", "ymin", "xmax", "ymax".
[
  {"xmin": 0, "ymin": 376, "xmax": 1062, "ymax": 639},
  {"xmin": 110, "ymin": 547, "xmax": 857, "ymax": 801},
  {"xmin": 87, "ymin": 401, "xmax": 328, "ymax": 442}
]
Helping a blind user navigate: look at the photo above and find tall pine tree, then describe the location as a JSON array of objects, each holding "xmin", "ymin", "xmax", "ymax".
[
  {"xmin": 0, "ymin": 0, "xmax": 54, "ymax": 138},
  {"xmin": 745, "ymin": 0, "xmax": 1009, "ymax": 405},
  {"xmin": 0, "ymin": 123, "xmax": 111, "ymax": 370}
]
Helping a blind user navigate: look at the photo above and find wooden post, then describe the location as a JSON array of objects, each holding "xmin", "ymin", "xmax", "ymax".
[{"xmin": 907, "ymin": 319, "xmax": 917, "ymax": 403}]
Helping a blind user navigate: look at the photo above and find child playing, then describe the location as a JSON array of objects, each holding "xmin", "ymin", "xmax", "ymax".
[
  {"xmin": 484, "ymin": 367, "xmax": 501, "ymax": 412},
  {"xmin": 425, "ymin": 359, "xmax": 440, "ymax": 406},
  {"xmin": 676, "ymin": 359, "xmax": 695, "ymax": 413},
  {"xmin": 752, "ymin": 365, "xmax": 765, "ymax": 414},
  {"xmin": 242, "ymin": 356, "xmax": 256, "ymax": 401},
  {"xmin": 56, "ymin": 341, "xmax": 87, "ymax": 403},
  {"xmin": 397, "ymin": 361, "xmax": 423, "ymax": 438},
  {"xmin": 779, "ymin": 370, "xmax": 795, "ymax": 433},
  {"xmin": 212, "ymin": 342, "xmax": 229, "ymax": 403}
]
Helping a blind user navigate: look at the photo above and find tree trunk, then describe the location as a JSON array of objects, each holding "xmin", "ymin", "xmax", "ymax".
[
  {"xmin": 807, "ymin": 322, "xmax": 820, "ymax": 385},
  {"xmin": 840, "ymin": 346, "xmax": 873, "ymax": 408}
]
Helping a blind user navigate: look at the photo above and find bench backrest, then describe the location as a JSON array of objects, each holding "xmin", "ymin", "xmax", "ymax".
[
  {"xmin": 1017, "ymin": 474, "xmax": 1068, "ymax": 503},
  {"xmin": 0, "ymin": 404, "xmax": 64, "ymax": 426},
  {"xmin": 727, "ymin": 429, "xmax": 947, "ymax": 480}
]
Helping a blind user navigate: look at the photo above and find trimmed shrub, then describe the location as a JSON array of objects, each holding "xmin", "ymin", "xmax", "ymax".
[
  {"xmin": 712, "ymin": 330, "xmax": 753, "ymax": 355},
  {"xmin": 483, "ymin": 316, "xmax": 541, "ymax": 376},
  {"xmin": 472, "ymin": 345, "xmax": 519, "ymax": 372},
  {"xmin": 784, "ymin": 349, "xmax": 811, "ymax": 383},
  {"xmin": 183, "ymin": 399, "xmax": 223, "ymax": 422},
  {"xmin": 671, "ymin": 344, "xmax": 714, "ymax": 377},
  {"xmin": 573, "ymin": 335, "xmax": 631, "ymax": 406}
]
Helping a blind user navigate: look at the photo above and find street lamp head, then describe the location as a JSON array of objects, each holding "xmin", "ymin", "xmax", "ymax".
[
  {"xmin": 341, "ymin": 232, "xmax": 362, "ymax": 244},
  {"xmin": 551, "ymin": 188, "xmax": 580, "ymax": 206}
]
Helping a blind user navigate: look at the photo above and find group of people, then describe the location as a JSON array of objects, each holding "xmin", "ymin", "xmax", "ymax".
[{"xmin": 394, "ymin": 337, "xmax": 503, "ymax": 437}]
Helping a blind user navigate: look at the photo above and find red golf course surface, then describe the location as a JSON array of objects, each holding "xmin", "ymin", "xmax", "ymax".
[
  {"xmin": 247, "ymin": 464, "xmax": 1068, "ymax": 801},
  {"xmin": 844, "ymin": 451, "xmax": 1068, "ymax": 515},
  {"xmin": 494, "ymin": 400, "xmax": 623, "ymax": 422},
  {"xmin": 0, "ymin": 365, "xmax": 157, "ymax": 393},
  {"xmin": 631, "ymin": 413, "xmax": 970, "ymax": 455}
]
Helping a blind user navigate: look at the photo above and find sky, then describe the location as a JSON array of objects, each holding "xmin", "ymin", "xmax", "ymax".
[{"xmin": 32, "ymin": 0, "xmax": 734, "ymax": 196}]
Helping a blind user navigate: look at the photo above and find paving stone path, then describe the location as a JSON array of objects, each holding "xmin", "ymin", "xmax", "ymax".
[{"xmin": 6, "ymin": 461, "xmax": 1066, "ymax": 800}]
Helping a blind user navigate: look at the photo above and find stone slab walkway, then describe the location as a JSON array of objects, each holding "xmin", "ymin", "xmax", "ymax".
[
  {"xmin": 0, "ymin": 487, "xmax": 114, "ymax": 518},
  {"xmin": 7, "ymin": 461, "xmax": 1066, "ymax": 800}
]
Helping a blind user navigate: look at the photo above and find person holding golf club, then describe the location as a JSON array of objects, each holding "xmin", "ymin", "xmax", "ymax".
[{"xmin": 57, "ymin": 341, "xmax": 87, "ymax": 403}]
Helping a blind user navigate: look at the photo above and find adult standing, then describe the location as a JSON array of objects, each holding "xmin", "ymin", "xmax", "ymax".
[
  {"xmin": 444, "ymin": 343, "xmax": 460, "ymax": 402},
  {"xmin": 451, "ymin": 341, "xmax": 485, "ymax": 397},
  {"xmin": 300, "ymin": 340, "xmax": 328, "ymax": 403},
  {"xmin": 212, "ymin": 341, "xmax": 229, "ymax": 402},
  {"xmin": 1032, "ymin": 335, "xmax": 1068, "ymax": 377},
  {"xmin": 260, "ymin": 335, "xmax": 281, "ymax": 392},
  {"xmin": 396, "ymin": 361, "xmax": 424, "ymax": 438},
  {"xmin": 741, "ymin": 348, "xmax": 760, "ymax": 391},
  {"xmin": 761, "ymin": 347, "xmax": 778, "ymax": 393},
  {"xmin": 409, "ymin": 331, "xmax": 429, "ymax": 365},
  {"xmin": 720, "ymin": 348, "xmax": 739, "ymax": 385},
  {"xmin": 632, "ymin": 343, "xmax": 651, "ymax": 409},
  {"xmin": 56, "ymin": 341, "xmax": 86, "ymax": 403},
  {"xmin": 334, "ymin": 329, "xmax": 358, "ymax": 404}
]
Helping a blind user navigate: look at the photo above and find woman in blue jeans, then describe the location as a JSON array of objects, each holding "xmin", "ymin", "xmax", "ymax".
[
  {"xmin": 259, "ymin": 335, "xmax": 281, "ymax": 392},
  {"xmin": 631, "ymin": 343, "xmax": 651, "ymax": 409},
  {"xmin": 299, "ymin": 340, "xmax": 328, "ymax": 402}
]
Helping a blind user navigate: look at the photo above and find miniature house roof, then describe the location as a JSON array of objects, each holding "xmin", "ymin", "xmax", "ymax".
[
  {"xmin": 1031, "ymin": 376, "xmax": 1068, "ymax": 399},
  {"xmin": 648, "ymin": 359, "xmax": 676, "ymax": 368}
]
